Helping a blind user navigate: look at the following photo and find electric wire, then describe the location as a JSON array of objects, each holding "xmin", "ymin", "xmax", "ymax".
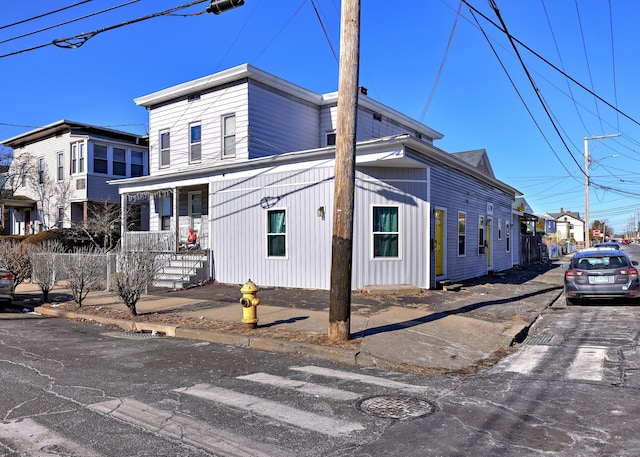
[
  {"xmin": 251, "ymin": 0, "xmax": 308, "ymax": 64},
  {"xmin": 608, "ymin": 0, "xmax": 620, "ymax": 132},
  {"xmin": 310, "ymin": 0, "xmax": 338, "ymax": 63},
  {"xmin": 0, "ymin": 0, "xmax": 141, "ymax": 45},
  {"xmin": 0, "ymin": 0, "xmax": 93, "ymax": 31}
]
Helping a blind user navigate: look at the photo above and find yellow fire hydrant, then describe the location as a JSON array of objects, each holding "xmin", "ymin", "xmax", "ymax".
[{"xmin": 240, "ymin": 279, "xmax": 260, "ymax": 329}]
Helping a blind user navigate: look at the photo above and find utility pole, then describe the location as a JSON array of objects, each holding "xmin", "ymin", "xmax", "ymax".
[
  {"xmin": 584, "ymin": 133, "xmax": 620, "ymax": 248},
  {"xmin": 329, "ymin": 0, "xmax": 360, "ymax": 341}
]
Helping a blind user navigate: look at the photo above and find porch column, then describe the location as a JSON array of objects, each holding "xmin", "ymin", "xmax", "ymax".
[
  {"xmin": 173, "ymin": 187, "xmax": 179, "ymax": 250},
  {"xmin": 120, "ymin": 193, "xmax": 127, "ymax": 239},
  {"xmin": 83, "ymin": 201, "xmax": 88, "ymax": 228}
]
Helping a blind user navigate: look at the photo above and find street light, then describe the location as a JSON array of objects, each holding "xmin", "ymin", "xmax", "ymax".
[{"xmin": 584, "ymin": 133, "xmax": 620, "ymax": 248}]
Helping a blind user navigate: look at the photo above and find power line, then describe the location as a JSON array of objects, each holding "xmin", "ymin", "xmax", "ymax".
[{"xmin": 0, "ymin": 0, "xmax": 93, "ymax": 31}]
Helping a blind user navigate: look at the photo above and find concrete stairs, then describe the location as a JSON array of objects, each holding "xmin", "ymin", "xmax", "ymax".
[{"xmin": 153, "ymin": 252, "xmax": 209, "ymax": 289}]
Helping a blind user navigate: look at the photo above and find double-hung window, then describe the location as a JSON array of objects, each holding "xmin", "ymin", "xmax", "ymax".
[
  {"xmin": 458, "ymin": 212, "xmax": 466, "ymax": 256},
  {"xmin": 72, "ymin": 144, "xmax": 77, "ymax": 174},
  {"xmin": 267, "ymin": 209, "xmax": 286, "ymax": 257},
  {"xmin": 222, "ymin": 114, "xmax": 236, "ymax": 158},
  {"xmin": 160, "ymin": 195, "xmax": 172, "ymax": 231},
  {"xmin": 57, "ymin": 152, "xmax": 64, "ymax": 181},
  {"xmin": 113, "ymin": 147, "xmax": 126, "ymax": 176},
  {"xmin": 38, "ymin": 157, "xmax": 45, "ymax": 184},
  {"xmin": 160, "ymin": 130, "xmax": 170, "ymax": 167},
  {"xmin": 372, "ymin": 206, "xmax": 399, "ymax": 258},
  {"xmin": 189, "ymin": 123, "xmax": 201, "ymax": 163},
  {"xmin": 131, "ymin": 151, "xmax": 144, "ymax": 177},
  {"xmin": 94, "ymin": 144, "xmax": 108, "ymax": 174}
]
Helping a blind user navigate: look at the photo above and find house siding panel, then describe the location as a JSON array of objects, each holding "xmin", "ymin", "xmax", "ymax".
[{"xmin": 247, "ymin": 81, "xmax": 320, "ymax": 158}]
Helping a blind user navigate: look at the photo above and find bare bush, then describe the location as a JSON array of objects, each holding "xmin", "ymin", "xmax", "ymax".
[
  {"xmin": 111, "ymin": 241, "xmax": 164, "ymax": 316},
  {"xmin": 0, "ymin": 240, "xmax": 34, "ymax": 288},
  {"xmin": 65, "ymin": 247, "xmax": 105, "ymax": 307},
  {"xmin": 31, "ymin": 241, "xmax": 64, "ymax": 302}
]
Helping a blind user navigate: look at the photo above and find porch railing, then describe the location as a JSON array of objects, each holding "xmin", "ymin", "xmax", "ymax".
[{"xmin": 121, "ymin": 231, "xmax": 176, "ymax": 252}]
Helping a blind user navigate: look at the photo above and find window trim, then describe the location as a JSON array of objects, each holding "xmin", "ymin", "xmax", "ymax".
[
  {"xmin": 189, "ymin": 122, "xmax": 202, "ymax": 164},
  {"xmin": 38, "ymin": 157, "xmax": 45, "ymax": 184},
  {"xmin": 222, "ymin": 114, "xmax": 236, "ymax": 158},
  {"xmin": 266, "ymin": 208, "xmax": 287, "ymax": 259},
  {"xmin": 56, "ymin": 151, "xmax": 64, "ymax": 182},
  {"xmin": 371, "ymin": 205, "xmax": 401, "ymax": 260},
  {"xmin": 160, "ymin": 129, "xmax": 171, "ymax": 168},
  {"xmin": 458, "ymin": 211, "xmax": 466, "ymax": 257}
]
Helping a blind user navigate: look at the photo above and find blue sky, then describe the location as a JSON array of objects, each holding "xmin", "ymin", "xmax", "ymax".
[{"xmin": 2, "ymin": 1, "xmax": 640, "ymax": 234}]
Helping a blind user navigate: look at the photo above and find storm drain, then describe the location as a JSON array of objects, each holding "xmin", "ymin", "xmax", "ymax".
[
  {"xmin": 354, "ymin": 395, "xmax": 436, "ymax": 420},
  {"xmin": 523, "ymin": 334, "xmax": 554, "ymax": 345},
  {"xmin": 102, "ymin": 331, "xmax": 163, "ymax": 340}
]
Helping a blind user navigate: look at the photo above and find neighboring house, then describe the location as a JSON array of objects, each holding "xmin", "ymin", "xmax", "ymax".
[
  {"xmin": 544, "ymin": 209, "xmax": 585, "ymax": 249},
  {"xmin": 113, "ymin": 63, "xmax": 521, "ymax": 290},
  {"xmin": 512, "ymin": 197, "xmax": 542, "ymax": 265},
  {"xmin": 1, "ymin": 120, "xmax": 149, "ymax": 235}
]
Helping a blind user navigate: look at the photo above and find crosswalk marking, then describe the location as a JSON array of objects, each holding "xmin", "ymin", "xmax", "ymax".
[
  {"xmin": 566, "ymin": 346, "xmax": 606, "ymax": 381},
  {"xmin": 237, "ymin": 372, "xmax": 361, "ymax": 401},
  {"xmin": 174, "ymin": 383, "xmax": 366, "ymax": 437},
  {"xmin": 498, "ymin": 345, "xmax": 551, "ymax": 374},
  {"xmin": 88, "ymin": 398, "xmax": 287, "ymax": 457},
  {"xmin": 290, "ymin": 365, "xmax": 429, "ymax": 393},
  {"xmin": 0, "ymin": 418, "xmax": 103, "ymax": 457}
]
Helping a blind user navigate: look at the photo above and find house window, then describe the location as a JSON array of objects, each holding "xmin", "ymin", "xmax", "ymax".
[
  {"xmin": 160, "ymin": 130, "xmax": 170, "ymax": 167},
  {"xmin": 94, "ymin": 144, "xmax": 108, "ymax": 174},
  {"xmin": 478, "ymin": 215, "xmax": 486, "ymax": 255},
  {"xmin": 20, "ymin": 162, "xmax": 27, "ymax": 187},
  {"xmin": 498, "ymin": 219, "xmax": 502, "ymax": 240},
  {"xmin": 72, "ymin": 144, "xmax": 77, "ymax": 174},
  {"xmin": 113, "ymin": 147, "xmax": 126, "ymax": 176},
  {"xmin": 79, "ymin": 143, "xmax": 84, "ymax": 172},
  {"xmin": 57, "ymin": 152, "xmax": 64, "ymax": 181},
  {"xmin": 458, "ymin": 212, "xmax": 466, "ymax": 256},
  {"xmin": 506, "ymin": 222, "xmax": 511, "ymax": 252},
  {"xmin": 267, "ymin": 209, "xmax": 286, "ymax": 257},
  {"xmin": 189, "ymin": 123, "xmax": 201, "ymax": 163},
  {"xmin": 38, "ymin": 157, "xmax": 44, "ymax": 184},
  {"xmin": 188, "ymin": 191, "xmax": 202, "ymax": 232},
  {"xmin": 372, "ymin": 206, "xmax": 399, "ymax": 258},
  {"xmin": 131, "ymin": 151, "xmax": 144, "ymax": 177},
  {"xmin": 57, "ymin": 207, "xmax": 64, "ymax": 227},
  {"xmin": 222, "ymin": 114, "xmax": 236, "ymax": 158},
  {"xmin": 326, "ymin": 131, "xmax": 336, "ymax": 146},
  {"xmin": 160, "ymin": 195, "xmax": 172, "ymax": 231}
]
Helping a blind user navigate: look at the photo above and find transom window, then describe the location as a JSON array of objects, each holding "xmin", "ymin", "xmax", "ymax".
[
  {"xmin": 267, "ymin": 209, "xmax": 286, "ymax": 257},
  {"xmin": 372, "ymin": 206, "xmax": 399, "ymax": 258}
]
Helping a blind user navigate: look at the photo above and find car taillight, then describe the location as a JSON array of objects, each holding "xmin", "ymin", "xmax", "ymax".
[
  {"xmin": 565, "ymin": 269, "xmax": 584, "ymax": 277},
  {"xmin": 0, "ymin": 272, "xmax": 14, "ymax": 280},
  {"xmin": 618, "ymin": 267, "xmax": 638, "ymax": 276}
]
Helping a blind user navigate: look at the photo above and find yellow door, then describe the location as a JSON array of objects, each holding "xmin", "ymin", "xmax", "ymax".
[
  {"xmin": 486, "ymin": 217, "xmax": 492, "ymax": 267},
  {"xmin": 435, "ymin": 209, "xmax": 444, "ymax": 276}
]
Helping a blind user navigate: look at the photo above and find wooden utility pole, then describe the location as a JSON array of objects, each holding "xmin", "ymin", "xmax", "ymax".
[{"xmin": 329, "ymin": 0, "xmax": 360, "ymax": 341}]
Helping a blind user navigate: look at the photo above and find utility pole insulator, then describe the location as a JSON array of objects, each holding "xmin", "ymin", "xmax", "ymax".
[{"xmin": 206, "ymin": 0, "xmax": 244, "ymax": 14}]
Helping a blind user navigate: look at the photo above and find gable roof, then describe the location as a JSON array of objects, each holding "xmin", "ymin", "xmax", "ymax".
[
  {"xmin": 548, "ymin": 211, "xmax": 583, "ymax": 222},
  {"xmin": 451, "ymin": 149, "xmax": 495, "ymax": 178}
]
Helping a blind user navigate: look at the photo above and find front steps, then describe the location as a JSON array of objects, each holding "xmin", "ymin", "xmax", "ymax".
[{"xmin": 153, "ymin": 252, "xmax": 209, "ymax": 289}]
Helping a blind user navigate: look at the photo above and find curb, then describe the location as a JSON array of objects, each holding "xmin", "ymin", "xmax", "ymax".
[{"xmin": 35, "ymin": 306, "xmax": 365, "ymax": 366}]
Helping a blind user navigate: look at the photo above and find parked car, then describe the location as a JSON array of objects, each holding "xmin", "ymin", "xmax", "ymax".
[
  {"xmin": 594, "ymin": 241, "xmax": 622, "ymax": 250},
  {"xmin": 0, "ymin": 268, "xmax": 15, "ymax": 305},
  {"xmin": 564, "ymin": 248, "xmax": 640, "ymax": 305}
]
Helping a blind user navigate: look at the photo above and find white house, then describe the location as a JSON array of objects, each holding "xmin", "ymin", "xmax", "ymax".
[
  {"xmin": 544, "ymin": 209, "xmax": 585, "ymax": 247},
  {"xmin": 1, "ymin": 120, "xmax": 149, "ymax": 235},
  {"xmin": 113, "ymin": 64, "xmax": 521, "ymax": 290}
]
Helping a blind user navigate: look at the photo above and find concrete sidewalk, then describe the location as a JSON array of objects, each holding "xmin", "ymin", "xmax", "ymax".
[{"xmin": 22, "ymin": 258, "xmax": 566, "ymax": 374}]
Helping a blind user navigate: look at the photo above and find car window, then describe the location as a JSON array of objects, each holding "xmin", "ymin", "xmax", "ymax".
[{"xmin": 574, "ymin": 256, "xmax": 628, "ymax": 269}]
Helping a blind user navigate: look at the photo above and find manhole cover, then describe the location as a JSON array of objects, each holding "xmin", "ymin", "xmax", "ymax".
[
  {"xmin": 354, "ymin": 395, "xmax": 436, "ymax": 420},
  {"xmin": 103, "ymin": 332, "xmax": 162, "ymax": 340}
]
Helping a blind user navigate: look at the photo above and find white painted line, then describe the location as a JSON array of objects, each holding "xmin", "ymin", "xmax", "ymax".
[
  {"xmin": 88, "ymin": 398, "xmax": 288, "ymax": 457},
  {"xmin": 174, "ymin": 383, "xmax": 366, "ymax": 437},
  {"xmin": 237, "ymin": 372, "xmax": 360, "ymax": 401},
  {"xmin": 566, "ymin": 346, "xmax": 606, "ymax": 381},
  {"xmin": 289, "ymin": 365, "xmax": 429, "ymax": 393},
  {"xmin": 498, "ymin": 345, "xmax": 550, "ymax": 374},
  {"xmin": 0, "ymin": 418, "xmax": 103, "ymax": 457}
]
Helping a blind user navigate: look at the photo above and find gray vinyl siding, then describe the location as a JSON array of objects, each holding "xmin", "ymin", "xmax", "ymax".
[
  {"xmin": 429, "ymin": 162, "xmax": 514, "ymax": 284},
  {"xmin": 86, "ymin": 174, "xmax": 119, "ymax": 201},
  {"xmin": 209, "ymin": 165, "xmax": 334, "ymax": 289},
  {"xmin": 147, "ymin": 82, "xmax": 249, "ymax": 173},
  {"xmin": 247, "ymin": 81, "xmax": 320, "ymax": 158},
  {"xmin": 352, "ymin": 167, "xmax": 431, "ymax": 290}
]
